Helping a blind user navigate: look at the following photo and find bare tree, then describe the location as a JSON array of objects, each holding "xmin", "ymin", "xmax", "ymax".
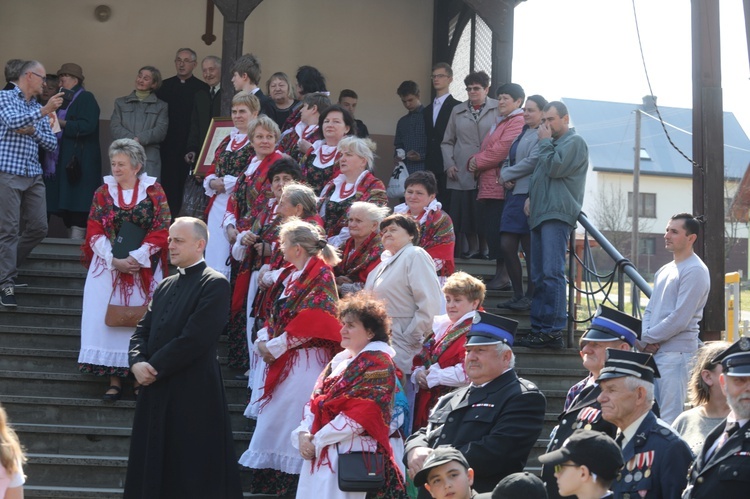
[{"xmin": 591, "ymin": 184, "xmax": 653, "ymax": 258}]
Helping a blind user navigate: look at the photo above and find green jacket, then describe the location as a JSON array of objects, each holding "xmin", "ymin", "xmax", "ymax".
[{"xmin": 528, "ymin": 128, "xmax": 588, "ymax": 230}]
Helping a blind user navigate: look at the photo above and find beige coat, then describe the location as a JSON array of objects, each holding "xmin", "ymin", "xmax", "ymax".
[{"xmin": 364, "ymin": 244, "xmax": 443, "ymax": 374}]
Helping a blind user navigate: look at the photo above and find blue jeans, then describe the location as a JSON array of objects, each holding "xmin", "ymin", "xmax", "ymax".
[{"xmin": 530, "ymin": 220, "xmax": 571, "ymax": 334}]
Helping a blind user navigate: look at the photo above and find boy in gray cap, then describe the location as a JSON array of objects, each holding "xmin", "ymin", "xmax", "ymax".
[{"xmin": 413, "ymin": 446, "xmax": 477, "ymax": 499}]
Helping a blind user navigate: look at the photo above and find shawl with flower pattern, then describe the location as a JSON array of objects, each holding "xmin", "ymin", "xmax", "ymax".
[
  {"xmin": 300, "ymin": 152, "xmax": 341, "ymax": 195},
  {"xmin": 82, "ymin": 182, "xmax": 170, "ymax": 302},
  {"xmin": 203, "ymin": 134, "xmax": 255, "ymax": 216},
  {"xmin": 260, "ymin": 255, "xmax": 341, "ymax": 404},
  {"xmin": 318, "ymin": 171, "xmax": 387, "ymax": 239},
  {"xmin": 411, "ymin": 315, "xmax": 473, "ymax": 429},
  {"xmin": 419, "ymin": 209, "xmax": 455, "ymax": 277},
  {"xmin": 334, "ymin": 231, "xmax": 383, "ymax": 285}
]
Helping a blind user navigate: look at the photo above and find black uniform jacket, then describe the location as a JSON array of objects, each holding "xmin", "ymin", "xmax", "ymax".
[{"xmin": 405, "ymin": 369, "xmax": 546, "ymax": 495}]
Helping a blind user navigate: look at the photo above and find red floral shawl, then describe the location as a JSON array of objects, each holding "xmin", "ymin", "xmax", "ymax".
[
  {"xmin": 260, "ymin": 256, "xmax": 341, "ymax": 404},
  {"xmin": 411, "ymin": 315, "xmax": 472, "ymax": 429},
  {"xmin": 203, "ymin": 134, "xmax": 255, "ymax": 216},
  {"xmin": 310, "ymin": 348, "xmax": 398, "ymax": 472},
  {"xmin": 227, "ymin": 151, "xmax": 283, "ymax": 315},
  {"xmin": 318, "ymin": 171, "xmax": 388, "ymax": 239},
  {"xmin": 419, "ymin": 209, "xmax": 455, "ymax": 277},
  {"xmin": 82, "ymin": 182, "xmax": 170, "ymax": 302},
  {"xmin": 334, "ymin": 232, "xmax": 383, "ymax": 284}
]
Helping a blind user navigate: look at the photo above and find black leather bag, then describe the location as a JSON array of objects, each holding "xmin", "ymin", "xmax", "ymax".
[
  {"xmin": 178, "ymin": 173, "xmax": 208, "ymax": 221},
  {"xmin": 65, "ymin": 154, "xmax": 82, "ymax": 183},
  {"xmin": 337, "ymin": 447, "xmax": 385, "ymax": 492}
]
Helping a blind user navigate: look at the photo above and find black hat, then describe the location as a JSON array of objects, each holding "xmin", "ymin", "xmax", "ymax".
[
  {"xmin": 538, "ymin": 429, "xmax": 624, "ymax": 482},
  {"xmin": 582, "ymin": 305, "xmax": 641, "ymax": 347},
  {"xmin": 711, "ymin": 337, "xmax": 750, "ymax": 376},
  {"xmin": 476, "ymin": 471, "xmax": 548, "ymax": 499},
  {"xmin": 413, "ymin": 446, "xmax": 470, "ymax": 488},
  {"xmin": 466, "ymin": 311, "xmax": 518, "ymax": 347},
  {"xmin": 596, "ymin": 349, "xmax": 661, "ymax": 384}
]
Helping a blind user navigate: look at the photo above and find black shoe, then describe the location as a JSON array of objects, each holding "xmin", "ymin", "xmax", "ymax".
[
  {"xmin": 102, "ymin": 385, "xmax": 122, "ymax": 402},
  {"xmin": 507, "ymin": 296, "xmax": 532, "ymax": 311},
  {"xmin": 498, "ymin": 296, "xmax": 522, "ymax": 308},
  {"xmin": 0, "ymin": 287, "xmax": 16, "ymax": 308},
  {"xmin": 516, "ymin": 332, "xmax": 564, "ymax": 349}
]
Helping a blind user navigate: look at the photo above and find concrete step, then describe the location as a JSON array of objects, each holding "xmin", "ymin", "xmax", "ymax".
[
  {"xmin": 25, "ymin": 485, "xmax": 124, "ymax": 499},
  {"xmin": 517, "ymin": 367, "xmax": 589, "ymax": 391},
  {"xmin": 33, "ymin": 237, "xmax": 86, "ymax": 256},
  {"xmin": 0, "ymin": 305, "xmax": 83, "ymax": 329},
  {"xmin": 14, "ymin": 287, "xmax": 84, "ymax": 309},
  {"xmin": 20, "ymin": 253, "xmax": 86, "ymax": 272},
  {"xmin": 16, "ymin": 269, "xmax": 86, "ymax": 290},
  {"xmin": 25, "ymin": 453, "xmax": 128, "ymax": 489},
  {"xmin": 514, "ymin": 347, "xmax": 584, "ymax": 370},
  {"xmin": 0, "ymin": 325, "xmax": 80, "ymax": 350}
]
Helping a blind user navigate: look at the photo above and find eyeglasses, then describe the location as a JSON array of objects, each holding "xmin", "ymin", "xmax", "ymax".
[
  {"xmin": 174, "ymin": 58, "xmax": 195, "ymax": 65},
  {"xmin": 431, "ymin": 74, "xmax": 449, "ymax": 80},
  {"xmin": 28, "ymin": 71, "xmax": 47, "ymax": 83},
  {"xmin": 554, "ymin": 464, "xmax": 580, "ymax": 473},
  {"xmin": 466, "ymin": 86, "xmax": 484, "ymax": 92}
]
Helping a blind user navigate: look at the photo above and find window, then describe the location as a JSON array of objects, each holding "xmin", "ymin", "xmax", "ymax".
[
  {"xmin": 449, "ymin": 14, "xmax": 493, "ymax": 102},
  {"xmin": 639, "ymin": 237, "xmax": 656, "ymax": 256},
  {"xmin": 639, "ymin": 148, "xmax": 651, "ymax": 160},
  {"xmin": 627, "ymin": 192, "xmax": 656, "ymax": 218}
]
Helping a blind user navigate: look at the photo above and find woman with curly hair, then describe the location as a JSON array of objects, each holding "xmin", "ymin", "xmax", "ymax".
[{"xmin": 292, "ymin": 293, "xmax": 407, "ymax": 499}]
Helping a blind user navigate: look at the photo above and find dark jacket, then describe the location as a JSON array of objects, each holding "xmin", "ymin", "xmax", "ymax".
[
  {"xmin": 424, "ymin": 94, "xmax": 460, "ymax": 176},
  {"xmin": 684, "ymin": 418, "xmax": 750, "ymax": 498},
  {"xmin": 405, "ymin": 369, "xmax": 546, "ymax": 496},
  {"xmin": 186, "ymin": 86, "xmax": 222, "ymax": 157},
  {"xmin": 612, "ymin": 411, "xmax": 693, "ymax": 499}
]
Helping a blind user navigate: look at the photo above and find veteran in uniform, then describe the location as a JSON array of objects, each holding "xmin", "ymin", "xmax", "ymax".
[
  {"xmin": 683, "ymin": 337, "xmax": 750, "ymax": 498},
  {"xmin": 542, "ymin": 306, "xmax": 638, "ymax": 499},
  {"xmin": 405, "ymin": 312, "xmax": 547, "ymax": 496},
  {"xmin": 597, "ymin": 349, "xmax": 692, "ymax": 499}
]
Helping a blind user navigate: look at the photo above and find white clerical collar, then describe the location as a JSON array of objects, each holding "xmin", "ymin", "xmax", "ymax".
[{"xmin": 177, "ymin": 258, "xmax": 205, "ymax": 275}]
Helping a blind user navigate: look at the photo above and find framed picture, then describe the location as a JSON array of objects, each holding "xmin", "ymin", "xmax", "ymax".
[{"xmin": 193, "ymin": 117, "xmax": 233, "ymax": 177}]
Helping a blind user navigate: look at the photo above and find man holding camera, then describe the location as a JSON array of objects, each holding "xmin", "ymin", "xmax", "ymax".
[{"xmin": 0, "ymin": 60, "xmax": 62, "ymax": 307}]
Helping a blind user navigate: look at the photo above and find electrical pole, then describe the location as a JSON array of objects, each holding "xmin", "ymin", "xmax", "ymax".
[{"xmin": 631, "ymin": 109, "xmax": 641, "ymax": 315}]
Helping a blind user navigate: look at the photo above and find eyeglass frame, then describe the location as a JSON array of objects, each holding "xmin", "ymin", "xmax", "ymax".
[
  {"xmin": 28, "ymin": 71, "xmax": 47, "ymax": 83},
  {"xmin": 554, "ymin": 463, "xmax": 580, "ymax": 474}
]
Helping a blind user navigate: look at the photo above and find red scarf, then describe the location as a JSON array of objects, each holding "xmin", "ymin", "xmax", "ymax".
[
  {"xmin": 335, "ymin": 232, "xmax": 383, "ymax": 284},
  {"xmin": 419, "ymin": 209, "xmax": 456, "ymax": 277}
]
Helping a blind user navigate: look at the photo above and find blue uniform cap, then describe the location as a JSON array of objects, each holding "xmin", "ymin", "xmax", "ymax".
[
  {"xmin": 582, "ymin": 305, "xmax": 641, "ymax": 347},
  {"xmin": 466, "ymin": 311, "xmax": 518, "ymax": 347}
]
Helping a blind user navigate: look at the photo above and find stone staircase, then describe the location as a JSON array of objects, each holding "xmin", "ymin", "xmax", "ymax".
[{"xmin": 0, "ymin": 239, "xmax": 586, "ymax": 497}]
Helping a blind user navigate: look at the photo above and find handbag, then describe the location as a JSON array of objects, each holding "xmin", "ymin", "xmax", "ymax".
[
  {"xmin": 178, "ymin": 173, "xmax": 209, "ymax": 220},
  {"xmin": 337, "ymin": 444, "xmax": 385, "ymax": 492},
  {"xmin": 387, "ymin": 161, "xmax": 408, "ymax": 199},
  {"xmin": 104, "ymin": 277, "xmax": 148, "ymax": 328},
  {"xmin": 65, "ymin": 153, "xmax": 82, "ymax": 183}
]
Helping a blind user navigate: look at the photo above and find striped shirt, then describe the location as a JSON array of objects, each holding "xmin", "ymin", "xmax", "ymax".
[{"xmin": 0, "ymin": 86, "xmax": 57, "ymax": 177}]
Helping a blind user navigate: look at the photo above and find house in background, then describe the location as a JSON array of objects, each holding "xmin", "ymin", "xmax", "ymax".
[{"xmin": 565, "ymin": 96, "xmax": 750, "ymax": 278}]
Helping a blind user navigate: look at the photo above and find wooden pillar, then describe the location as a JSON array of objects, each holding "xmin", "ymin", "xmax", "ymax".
[
  {"xmin": 463, "ymin": 0, "xmax": 518, "ymax": 87},
  {"xmin": 692, "ymin": 0, "xmax": 724, "ymax": 340},
  {"xmin": 212, "ymin": 0, "xmax": 264, "ymax": 115}
]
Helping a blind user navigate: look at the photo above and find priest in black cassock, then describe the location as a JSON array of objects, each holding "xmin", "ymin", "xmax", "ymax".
[{"xmin": 124, "ymin": 217, "xmax": 242, "ymax": 499}]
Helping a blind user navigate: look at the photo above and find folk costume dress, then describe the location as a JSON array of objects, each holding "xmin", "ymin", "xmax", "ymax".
[
  {"xmin": 291, "ymin": 341, "xmax": 407, "ymax": 499},
  {"xmin": 318, "ymin": 170, "xmax": 387, "ymax": 247},
  {"xmin": 394, "ymin": 199, "xmax": 455, "ymax": 282},
  {"xmin": 78, "ymin": 175, "xmax": 170, "ymax": 377},
  {"xmin": 278, "ymin": 119, "xmax": 319, "ymax": 164},
  {"xmin": 223, "ymin": 150, "xmax": 283, "ymax": 370},
  {"xmin": 300, "ymin": 139, "xmax": 341, "ymax": 195},
  {"xmin": 334, "ymin": 232, "xmax": 383, "ymax": 296},
  {"xmin": 239, "ymin": 255, "xmax": 341, "ymax": 496},
  {"xmin": 203, "ymin": 129, "xmax": 254, "ymax": 278},
  {"xmin": 410, "ymin": 311, "xmax": 472, "ymax": 429}
]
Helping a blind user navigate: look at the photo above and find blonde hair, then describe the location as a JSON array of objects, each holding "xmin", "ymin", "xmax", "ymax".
[
  {"xmin": 279, "ymin": 218, "xmax": 341, "ymax": 266},
  {"xmin": 689, "ymin": 341, "xmax": 730, "ymax": 406},
  {"xmin": 442, "ymin": 271, "xmax": 486, "ymax": 304},
  {"xmin": 0, "ymin": 404, "xmax": 26, "ymax": 475},
  {"xmin": 248, "ymin": 114, "xmax": 281, "ymax": 143},
  {"xmin": 232, "ymin": 90, "xmax": 261, "ymax": 114},
  {"xmin": 337, "ymin": 136, "xmax": 376, "ymax": 170}
]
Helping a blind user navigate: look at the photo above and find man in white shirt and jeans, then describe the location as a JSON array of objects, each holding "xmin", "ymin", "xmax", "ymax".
[{"xmin": 639, "ymin": 213, "xmax": 710, "ymax": 424}]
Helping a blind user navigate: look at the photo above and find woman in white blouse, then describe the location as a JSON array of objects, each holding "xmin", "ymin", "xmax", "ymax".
[{"xmin": 0, "ymin": 405, "xmax": 25, "ymax": 499}]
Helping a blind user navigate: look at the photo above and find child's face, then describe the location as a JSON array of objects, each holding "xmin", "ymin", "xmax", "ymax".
[
  {"xmin": 424, "ymin": 462, "xmax": 474, "ymax": 499},
  {"xmin": 554, "ymin": 461, "xmax": 584, "ymax": 497}
]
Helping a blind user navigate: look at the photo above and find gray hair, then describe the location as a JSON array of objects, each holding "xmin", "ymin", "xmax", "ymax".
[
  {"xmin": 495, "ymin": 343, "xmax": 516, "ymax": 369},
  {"xmin": 109, "ymin": 139, "xmax": 146, "ymax": 176},
  {"xmin": 202, "ymin": 55, "xmax": 221, "ymax": 67},
  {"xmin": 337, "ymin": 136, "xmax": 376, "ymax": 171},
  {"xmin": 279, "ymin": 218, "xmax": 341, "ymax": 266},
  {"xmin": 175, "ymin": 48, "xmax": 197, "ymax": 61},
  {"xmin": 173, "ymin": 217, "xmax": 208, "ymax": 243},
  {"xmin": 5, "ymin": 59, "xmax": 26, "ymax": 82},
  {"xmin": 623, "ymin": 376, "xmax": 655, "ymax": 405},
  {"xmin": 281, "ymin": 183, "xmax": 317, "ymax": 218},
  {"xmin": 20, "ymin": 60, "xmax": 42, "ymax": 77},
  {"xmin": 349, "ymin": 201, "xmax": 390, "ymax": 223}
]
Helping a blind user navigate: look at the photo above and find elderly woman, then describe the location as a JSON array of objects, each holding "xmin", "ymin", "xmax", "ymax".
[
  {"xmin": 0, "ymin": 404, "xmax": 26, "ymax": 498},
  {"xmin": 265, "ymin": 72, "xmax": 299, "ymax": 129},
  {"xmin": 672, "ymin": 341, "xmax": 731, "ymax": 455},
  {"xmin": 277, "ymin": 92, "xmax": 330, "ymax": 163},
  {"xmin": 441, "ymin": 70, "xmax": 498, "ymax": 259},
  {"xmin": 335, "ymin": 201, "xmax": 389, "ymax": 297},
  {"xmin": 292, "ymin": 293, "xmax": 407, "ymax": 499},
  {"xmin": 300, "ymin": 104, "xmax": 356, "ymax": 194},
  {"xmin": 318, "ymin": 136, "xmax": 387, "ymax": 247},
  {"xmin": 498, "ymin": 94, "xmax": 547, "ymax": 310},
  {"xmin": 467, "ymin": 83, "xmax": 525, "ymax": 289},
  {"xmin": 46, "ymin": 62, "xmax": 102, "ymax": 239},
  {"xmin": 110, "ymin": 66, "xmax": 168, "ymax": 178},
  {"xmin": 411, "ymin": 272, "xmax": 485, "ymax": 429},
  {"xmin": 78, "ymin": 139, "xmax": 170, "ymax": 400},
  {"xmin": 202, "ymin": 91, "xmax": 260, "ymax": 278},
  {"xmin": 224, "ymin": 115, "xmax": 283, "ymax": 372},
  {"xmin": 393, "ymin": 171, "xmax": 455, "ymax": 281},
  {"xmin": 239, "ymin": 219, "xmax": 342, "ymax": 497},
  {"xmin": 364, "ymin": 214, "xmax": 442, "ymax": 381}
]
